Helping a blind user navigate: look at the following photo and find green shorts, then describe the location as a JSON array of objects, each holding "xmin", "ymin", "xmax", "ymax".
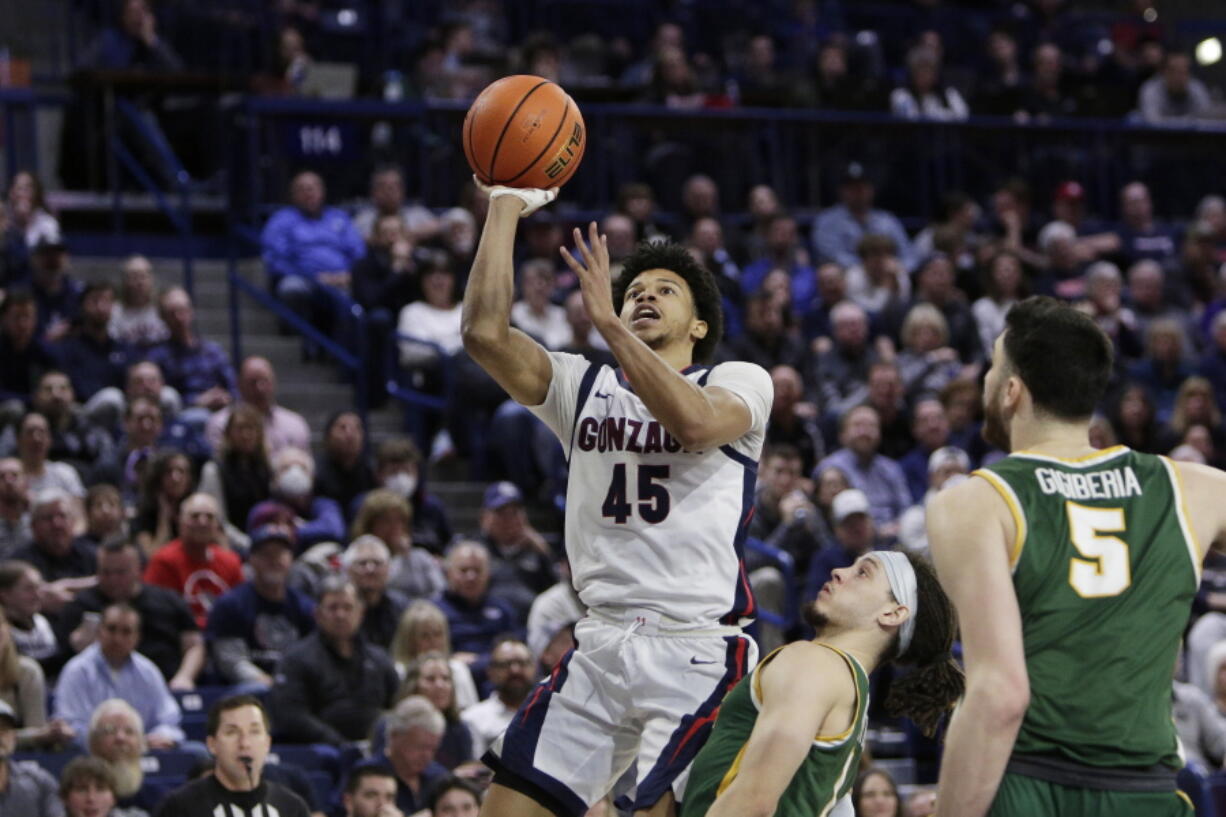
[{"xmin": 988, "ymin": 772, "xmax": 1194, "ymax": 817}]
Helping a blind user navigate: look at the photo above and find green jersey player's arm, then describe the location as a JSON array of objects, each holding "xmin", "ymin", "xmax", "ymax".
[
  {"xmin": 704, "ymin": 644, "xmax": 853, "ymax": 817},
  {"xmin": 1168, "ymin": 460, "xmax": 1226, "ymax": 559},
  {"xmin": 462, "ymin": 195, "xmax": 554, "ymax": 407},
  {"xmin": 927, "ymin": 477, "xmax": 1030, "ymax": 817}
]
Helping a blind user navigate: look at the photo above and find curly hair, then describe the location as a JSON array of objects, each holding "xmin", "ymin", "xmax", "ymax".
[
  {"xmin": 611, "ymin": 240, "xmax": 724, "ymax": 364},
  {"xmin": 882, "ymin": 552, "xmax": 965, "ymax": 737}
]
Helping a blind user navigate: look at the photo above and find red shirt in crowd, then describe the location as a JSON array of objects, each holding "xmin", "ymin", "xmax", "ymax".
[{"xmin": 143, "ymin": 538, "xmax": 245, "ymax": 628}]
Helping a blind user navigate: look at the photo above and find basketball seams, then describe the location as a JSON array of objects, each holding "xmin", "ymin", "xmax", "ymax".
[
  {"xmin": 487, "ymin": 79, "xmax": 551, "ymax": 185},
  {"xmin": 500, "ymin": 97, "xmax": 571, "ymax": 186},
  {"xmin": 550, "ymin": 100, "xmax": 585, "ymax": 187},
  {"xmin": 463, "ymin": 98, "xmax": 485, "ymax": 183}
]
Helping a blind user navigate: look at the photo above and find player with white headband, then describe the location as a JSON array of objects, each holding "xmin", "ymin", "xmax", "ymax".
[{"xmin": 681, "ymin": 545, "xmax": 962, "ymax": 817}]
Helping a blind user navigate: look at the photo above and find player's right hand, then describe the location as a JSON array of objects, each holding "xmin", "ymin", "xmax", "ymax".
[{"xmin": 473, "ymin": 175, "xmax": 558, "ymax": 217}]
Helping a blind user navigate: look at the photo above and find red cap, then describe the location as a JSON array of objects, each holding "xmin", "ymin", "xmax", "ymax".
[{"xmin": 1054, "ymin": 181, "xmax": 1085, "ymax": 202}]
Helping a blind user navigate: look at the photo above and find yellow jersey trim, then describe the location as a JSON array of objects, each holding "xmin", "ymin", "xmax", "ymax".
[
  {"xmin": 715, "ymin": 743, "xmax": 749, "ymax": 797},
  {"xmin": 721, "ymin": 644, "xmax": 811, "ymax": 796},
  {"xmin": 1160, "ymin": 456, "xmax": 1204, "ymax": 585},
  {"xmin": 1176, "ymin": 790, "xmax": 1195, "ymax": 810},
  {"xmin": 972, "ymin": 469, "xmax": 1028, "ymax": 573},
  {"xmin": 811, "ymin": 642, "xmax": 863, "ymax": 744},
  {"xmin": 1010, "ymin": 445, "xmax": 1129, "ymax": 468},
  {"xmin": 818, "ymin": 751, "xmax": 859, "ymax": 817},
  {"xmin": 749, "ymin": 645, "xmax": 787, "ymax": 711}
]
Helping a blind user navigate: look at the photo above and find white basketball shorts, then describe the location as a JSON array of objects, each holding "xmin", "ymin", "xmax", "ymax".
[{"xmin": 484, "ymin": 610, "xmax": 758, "ymax": 816}]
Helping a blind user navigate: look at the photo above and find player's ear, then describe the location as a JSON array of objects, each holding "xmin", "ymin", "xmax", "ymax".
[
  {"xmin": 691, "ymin": 318, "xmax": 708, "ymax": 341},
  {"xmin": 1006, "ymin": 373, "xmax": 1025, "ymax": 408},
  {"xmin": 878, "ymin": 603, "xmax": 911, "ymax": 630}
]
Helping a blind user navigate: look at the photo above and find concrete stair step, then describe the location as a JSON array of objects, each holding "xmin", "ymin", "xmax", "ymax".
[{"xmin": 197, "ymin": 309, "xmax": 281, "ymax": 337}]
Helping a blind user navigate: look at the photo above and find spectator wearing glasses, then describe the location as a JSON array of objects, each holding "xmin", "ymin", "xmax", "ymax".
[
  {"xmin": 460, "ymin": 637, "xmax": 534, "ymax": 758},
  {"xmin": 85, "ymin": 698, "xmax": 155, "ymax": 810}
]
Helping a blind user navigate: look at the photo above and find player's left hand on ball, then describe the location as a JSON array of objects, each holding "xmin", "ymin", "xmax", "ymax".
[
  {"xmin": 472, "ymin": 175, "xmax": 558, "ymax": 216},
  {"xmin": 560, "ymin": 222, "xmax": 616, "ymax": 327}
]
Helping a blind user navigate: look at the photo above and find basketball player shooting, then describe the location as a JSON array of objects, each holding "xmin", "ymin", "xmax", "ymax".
[{"xmin": 461, "ymin": 180, "xmax": 773, "ymax": 817}]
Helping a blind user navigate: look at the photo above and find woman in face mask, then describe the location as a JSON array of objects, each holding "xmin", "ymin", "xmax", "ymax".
[
  {"xmin": 371, "ymin": 438, "xmax": 452, "ymax": 556},
  {"xmin": 268, "ymin": 447, "xmax": 345, "ymax": 550}
]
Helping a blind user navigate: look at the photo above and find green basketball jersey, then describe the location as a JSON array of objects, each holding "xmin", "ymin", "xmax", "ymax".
[
  {"xmin": 977, "ymin": 446, "xmax": 1201, "ymax": 769},
  {"xmin": 681, "ymin": 643, "xmax": 870, "ymax": 817}
]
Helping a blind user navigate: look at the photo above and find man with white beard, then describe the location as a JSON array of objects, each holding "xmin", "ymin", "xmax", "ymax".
[{"xmin": 87, "ymin": 698, "xmax": 153, "ymax": 813}]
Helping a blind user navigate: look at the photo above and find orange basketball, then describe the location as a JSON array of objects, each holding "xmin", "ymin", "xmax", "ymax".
[{"xmin": 463, "ymin": 75, "xmax": 586, "ymax": 190}]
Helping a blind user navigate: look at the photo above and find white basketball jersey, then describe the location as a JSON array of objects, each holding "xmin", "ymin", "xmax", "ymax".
[{"xmin": 528, "ymin": 352, "xmax": 773, "ymax": 627}]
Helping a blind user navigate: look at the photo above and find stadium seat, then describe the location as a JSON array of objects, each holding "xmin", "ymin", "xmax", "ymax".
[
  {"xmin": 140, "ymin": 749, "xmax": 205, "ymax": 778},
  {"xmin": 13, "ymin": 748, "xmax": 84, "ymax": 779},
  {"xmin": 267, "ymin": 743, "xmax": 342, "ymax": 778},
  {"xmin": 173, "ymin": 685, "xmax": 238, "ymax": 715}
]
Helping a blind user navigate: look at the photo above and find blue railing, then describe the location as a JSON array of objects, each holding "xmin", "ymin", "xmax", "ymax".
[
  {"xmin": 745, "ymin": 537, "xmax": 798, "ymax": 634},
  {"xmin": 226, "ymin": 224, "xmax": 369, "ymax": 418},
  {"xmin": 110, "ymin": 98, "xmax": 195, "ymax": 293},
  {"xmin": 386, "ymin": 330, "xmax": 456, "ymax": 446}
]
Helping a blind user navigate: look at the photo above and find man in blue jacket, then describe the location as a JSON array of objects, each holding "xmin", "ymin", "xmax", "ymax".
[{"xmin": 260, "ymin": 171, "xmax": 365, "ymax": 337}]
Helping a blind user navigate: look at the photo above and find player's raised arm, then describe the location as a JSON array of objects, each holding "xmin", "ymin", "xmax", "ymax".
[
  {"xmin": 461, "ymin": 182, "xmax": 558, "ymax": 407},
  {"xmin": 560, "ymin": 224, "xmax": 763, "ymax": 451},
  {"xmin": 927, "ymin": 476, "xmax": 1030, "ymax": 817},
  {"xmin": 703, "ymin": 645, "xmax": 850, "ymax": 817}
]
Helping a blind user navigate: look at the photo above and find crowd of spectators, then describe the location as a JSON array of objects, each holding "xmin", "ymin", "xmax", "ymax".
[
  {"xmin": 5, "ymin": 1, "xmax": 1226, "ymax": 814},
  {"xmin": 65, "ymin": 0, "xmax": 1222, "ymax": 128}
]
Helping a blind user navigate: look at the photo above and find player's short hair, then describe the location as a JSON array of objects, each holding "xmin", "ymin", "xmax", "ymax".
[
  {"xmin": 1002, "ymin": 296, "xmax": 1113, "ymax": 421},
  {"xmin": 612, "ymin": 241, "xmax": 723, "ymax": 364}
]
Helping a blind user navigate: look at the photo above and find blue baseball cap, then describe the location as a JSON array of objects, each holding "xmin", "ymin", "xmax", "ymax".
[{"xmin": 483, "ymin": 481, "xmax": 524, "ymax": 510}]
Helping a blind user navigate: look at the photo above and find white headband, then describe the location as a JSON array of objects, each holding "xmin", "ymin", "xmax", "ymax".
[{"xmin": 874, "ymin": 551, "xmax": 918, "ymax": 655}]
